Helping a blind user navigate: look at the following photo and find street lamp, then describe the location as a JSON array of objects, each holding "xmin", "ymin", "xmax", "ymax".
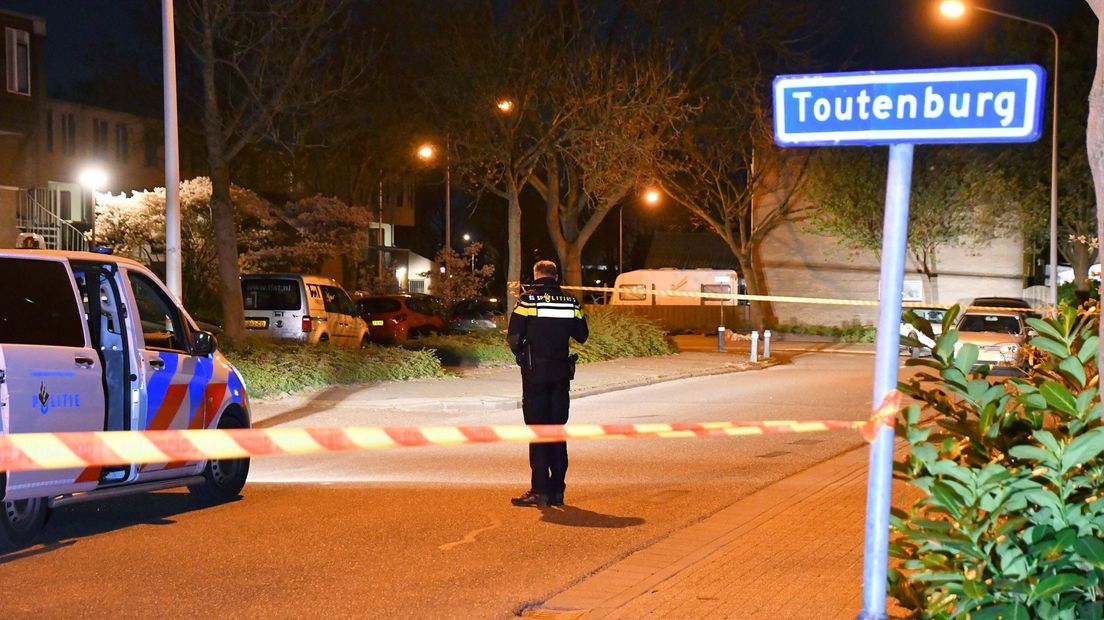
[
  {"xmin": 940, "ymin": 1, "xmax": 1060, "ymax": 305},
  {"xmin": 416, "ymin": 136, "xmax": 451, "ymax": 253},
  {"xmin": 462, "ymin": 233, "xmax": 475, "ymax": 272},
  {"xmin": 620, "ymin": 188, "xmax": 662, "ymax": 273},
  {"xmin": 78, "ymin": 166, "xmax": 108, "ymax": 247}
]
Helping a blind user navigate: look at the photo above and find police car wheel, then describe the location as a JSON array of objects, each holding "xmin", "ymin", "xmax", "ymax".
[
  {"xmin": 0, "ymin": 497, "xmax": 49, "ymax": 550},
  {"xmin": 189, "ymin": 412, "xmax": 250, "ymax": 502}
]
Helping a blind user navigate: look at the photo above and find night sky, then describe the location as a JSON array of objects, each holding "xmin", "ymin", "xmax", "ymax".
[{"xmin": 0, "ymin": 0, "xmax": 1088, "ymax": 115}]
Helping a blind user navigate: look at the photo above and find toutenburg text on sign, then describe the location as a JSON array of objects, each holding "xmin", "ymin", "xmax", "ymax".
[{"xmin": 773, "ymin": 65, "xmax": 1045, "ymax": 146}]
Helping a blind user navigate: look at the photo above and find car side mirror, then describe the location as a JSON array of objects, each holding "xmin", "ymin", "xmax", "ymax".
[{"xmin": 193, "ymin": 330, "xmax": 218, "ymax": 356}]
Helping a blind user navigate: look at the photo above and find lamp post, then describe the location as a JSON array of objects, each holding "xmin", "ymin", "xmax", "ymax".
[
  {"xmin": 940, "ymin": 1, "xmax": 1060, "ymax": 305},
  {"xmin": 78, "ymin": 166, "xmax": 108, "ymax": 248},
  {"xmin": 417, "ymin": 135, "xmax": 451, "ymax": 253},
  {"xmin": 162, "ymin": 0, "xmax": 181, "ymax": 298},
  {"xmin": 620, "ymin": 189, "xmax": 661, "ymax": 273}
]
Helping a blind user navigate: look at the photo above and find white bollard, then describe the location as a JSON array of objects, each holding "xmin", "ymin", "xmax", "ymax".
[
  {"xmin": 763, "ymin": 329, "xmax": 772, "ymax": 359},
  {"xmin": 717, "ymin": 325, "xmax": 726, "ymax": 352},
  {"xmin": 750, "ymin": 330, "xmax": 759, "ymax": 362}
]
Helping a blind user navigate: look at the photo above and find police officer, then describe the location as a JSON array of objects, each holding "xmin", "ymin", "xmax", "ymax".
[{"xmin": 507, "ymin": 260, "xmax": 588, "ymax": 507}]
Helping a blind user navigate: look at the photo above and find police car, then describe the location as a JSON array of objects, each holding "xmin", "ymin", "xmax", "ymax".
[{"xmin": 0, "ymin": 250, "xmax": 251, "ymax": 550}]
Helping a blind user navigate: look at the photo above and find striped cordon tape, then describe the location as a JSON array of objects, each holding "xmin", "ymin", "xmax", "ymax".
[
  {"xmin": 0, "ymin": 419, "xmax": 872, "ymax": 472},
  {"xmin": 508, "ymin": 282, "xmax": 1055, "ymax": 313}
]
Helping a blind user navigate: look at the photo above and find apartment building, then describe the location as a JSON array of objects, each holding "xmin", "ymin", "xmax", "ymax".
[{"xmin": 0, "ymin": 8, "xmax": 164, "ymax": 250}]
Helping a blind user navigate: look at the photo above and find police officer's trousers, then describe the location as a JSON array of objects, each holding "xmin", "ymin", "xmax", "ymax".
[{"xmin": 522, "ymin": 378, "xmax": 570, "ymax": 496}]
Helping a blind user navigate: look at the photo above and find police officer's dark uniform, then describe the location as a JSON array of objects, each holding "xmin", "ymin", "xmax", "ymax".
[{"xmin": 507, "ymin": 268, "xmax": 588, "ymax": 507}]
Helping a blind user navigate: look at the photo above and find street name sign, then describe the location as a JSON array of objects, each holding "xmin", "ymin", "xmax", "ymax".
[
  {"xmin": 770, "ymin": 63, "xmax": 1047, "ymax": 620},
  {"xmin": 773, "ymin": 65, "xmax": 1045, "ymax": 146}
]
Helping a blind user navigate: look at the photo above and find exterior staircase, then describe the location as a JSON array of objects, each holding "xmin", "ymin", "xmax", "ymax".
[{"xmin": 15, "ymin": 188, "xmax": 89, "ymax": 252}]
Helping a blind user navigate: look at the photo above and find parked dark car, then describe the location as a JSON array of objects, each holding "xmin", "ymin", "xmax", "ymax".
[
  {"xmin": 964, "ymin": 297, "xmax": 1035, "ymax": 311},
  {"xmin": 356, "ymin": 294, "xmax": 450, "ymax": 343},
  {"xmin": 450, "ymin": 297, "xmax": 506, "ymax": 333}
]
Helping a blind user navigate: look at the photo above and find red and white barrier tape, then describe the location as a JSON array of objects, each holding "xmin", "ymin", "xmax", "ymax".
[
  {"xmin": 0, "ymin": 419, "xmax": 867, "ymax": 472},
  {"xmin": 506, "ymin": 281, "xmax": 1052, "ymax": 313}
]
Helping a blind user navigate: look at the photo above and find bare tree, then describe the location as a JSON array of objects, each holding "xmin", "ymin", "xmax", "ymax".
[
  {"xmin": 661, "ymin": 116, "xmax": 807, "ymax": 330},
  {"xmin": 532, "ymin": 47, "xmax": 689, "ymax": 287},
  {"xmin": 179, "ymin": 0, "xmax": 360, "ymax": 341},
  {"xmin": 423, "ymin": 1, "xmax": 573, "ymax": 308},
  {"xmin": 1085, "ymin": 0, "xmax": 1104, "ymax": 374}
]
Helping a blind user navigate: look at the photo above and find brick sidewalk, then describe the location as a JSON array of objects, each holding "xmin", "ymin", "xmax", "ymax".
[{"xmin": 528, "ymin": 443, "xmax": 918, "ymax": 619}]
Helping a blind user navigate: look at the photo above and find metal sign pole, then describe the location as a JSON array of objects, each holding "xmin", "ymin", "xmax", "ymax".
[{"xmin": 858, "ymin": 143, "xmax": 913, "ymax": 620}]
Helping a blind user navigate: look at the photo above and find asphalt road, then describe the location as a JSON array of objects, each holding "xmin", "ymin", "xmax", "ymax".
[{"xmin": 0, "ymin": 352, "xmax": 896, "ymax": 619}]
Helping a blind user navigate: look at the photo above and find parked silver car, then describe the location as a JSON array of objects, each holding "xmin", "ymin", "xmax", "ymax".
[
  {"xmin": 241, "ymin": 274, "xmax": 368, "ymax": 347},
  {"xmin": 953, "ymin": 309, "xmax": 1032, "ymax": 372},
  {"xmin": 449, "ymin": 297, "xmax": 506, "ymax": 333}
]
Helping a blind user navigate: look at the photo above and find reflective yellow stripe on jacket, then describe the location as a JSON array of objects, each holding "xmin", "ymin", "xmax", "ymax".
[{"xmin": 513, "ymin": 297, "xmax": 584, "ymax": 319}]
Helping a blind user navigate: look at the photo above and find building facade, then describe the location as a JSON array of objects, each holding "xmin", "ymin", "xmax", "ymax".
[{"xmin": 0, "ymin": 8, "xmax": 164, "ymax": 250}]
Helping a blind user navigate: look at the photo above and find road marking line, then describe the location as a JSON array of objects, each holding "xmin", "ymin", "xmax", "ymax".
[{"xmin": 438, "ymin": 514, "xmax": 504, "ymax": 551}]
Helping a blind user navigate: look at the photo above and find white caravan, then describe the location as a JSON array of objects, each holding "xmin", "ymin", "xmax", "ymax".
[{"xmin": 610, "ymin": 269, "xmax": 744, "ymax": 306}]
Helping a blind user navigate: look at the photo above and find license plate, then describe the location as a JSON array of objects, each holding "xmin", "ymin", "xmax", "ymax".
[
  {"xmin": 244, "ymin": 318, "xmax": 268, "ymax": 329},
  {"xmin": 371, "ymin": 320, "xmax": 384, "ymax": 326}
]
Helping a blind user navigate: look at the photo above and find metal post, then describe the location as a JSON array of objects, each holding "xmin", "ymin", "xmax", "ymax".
[
  {"xmin": 716, "ymin": 325, "xmax": 726, "ymax": 352},
  {"xmin": 378, "ymin": 176, "xmax": 384, "ymax": 280},
  {"xmin": 968, "ymin": 7, "xmax": 1059, "ymax": 304},
  {"xmin": 618, "ymin": 204, "xmax": 624, "ymax": 274},
  {"xmin": 162, "ymin": 0, "xmax": 182, "ymax": 298},
  {"xmin": 1047, "ymin": 28, "xmax": 1060, "ymax": 306},
  {"xmin": 763, "ymin": 329, "xmax": 771, "ymax": 359},
  {"xmin": 444, "ymin": 133, "xmax": 451, "ymax": 254},
  {"xmin": 858, "ymin": 143, "xmax": 914, "ymax": 620},
  {"xmin": 750, "ymin": 330, "xmax": 759, "ymax": 363}
]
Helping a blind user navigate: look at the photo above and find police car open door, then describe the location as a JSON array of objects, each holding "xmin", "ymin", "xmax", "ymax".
[{"xmin": 0, "ymin": 255, "xmax": 106, "ymax": 501}]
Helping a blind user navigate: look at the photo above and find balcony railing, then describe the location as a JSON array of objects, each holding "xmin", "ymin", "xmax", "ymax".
[{"xmin": 15, "ymin": 188, "xmax": 89, "ymax": 252}]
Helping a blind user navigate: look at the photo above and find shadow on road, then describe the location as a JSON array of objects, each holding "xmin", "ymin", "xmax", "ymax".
[
  {"xmin": 538, "ymin": 505, "xmax": 645, "ymax": 529},
  {"xmin": 0, "ymin": 492, "xmax": 241, "ymax": 564},
  {"xmin": 254, "ymin": 386, "xmax": 355, "ymax": 428}
]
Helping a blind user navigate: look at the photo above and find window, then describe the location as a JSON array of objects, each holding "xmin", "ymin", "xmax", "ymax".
[
  {"xmin": 115, "ymin": 123, "xmax": 128, "ymax": 163},
  {"xmin": 5, "ymin": 27, "xmax": 29, "ymax": 96},
  {"xmin": 60, "ymin": 112, "xmax": 75, "ymax": 155},
  {"xmin": 617, "ymin": 284, "xmax": 648, "ymax": 302},
  {"xmin": 357, "ymin": 297, "xmax": 401, "ymax": 314},
  {"xmin": 128, "ymin": 272, "xmax": 186, "ymax": 352},
  {"xmin": 0, "ymin": 258, "xmax": 84, "ymax": 347},
  {"xmin": 143, "ymin": 129, "xmax": 158, "ymax": 167},
  {"xmin": 700, "ymin": 283, "xmax": 732, "ymax": 306},
  {"xmin": 320, "ymin": 285, "xmax": 354, "ymax": 316},
  {"xmin": 241, "ymin": 278, "xmax": 301, "ymax": 311},
  {"xmin": 45, "ymin": 110, "xmax": 52, "ymax": 152},
  {"xmin": 57, "ymin": 189, "xmax": 72, "ymax": 221},
  {"xmin": 92, "ymin": 119, "xmax": 109, "ymax": 158}
]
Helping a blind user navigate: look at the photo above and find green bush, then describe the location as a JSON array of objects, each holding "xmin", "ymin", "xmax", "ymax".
[
  {"xmin": 891, "ymin": 306, "xmax": 1104, "ymax": 618},
  {"xmin": 409, "ymin": 330, "xmax": 517, "ymax": 367},
  {"xmin": 1059, "ymin": 280, "xmax": 1100, "ymax": 309},
  {"xmin": 406, "ymin": 306, "xmax": 675, "ymax": 366},
  {"xmin": 572, "ymin": 306, "xmax": 676, "ymax": 361},
  {"xmin": 222, "ymin": 337, "xmax": 443, "ymax": 398},
  {"xmin": 772, "ymin": 321, "xmax": 876, "ymax": 343}
]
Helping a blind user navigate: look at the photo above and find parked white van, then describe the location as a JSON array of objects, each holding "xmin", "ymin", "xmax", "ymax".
[
  {"xmin": 241, "ymin": 274, "xmax": 368, "ymax": 347},
  {"xmin": 610, "ymin": 269, "xmax": 745, "ymax": 306}
]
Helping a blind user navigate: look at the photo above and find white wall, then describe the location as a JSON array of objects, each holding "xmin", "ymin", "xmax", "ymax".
[{"xmin": 756, "ymin": 206, "xmax": 1024, "ymax": 327}]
